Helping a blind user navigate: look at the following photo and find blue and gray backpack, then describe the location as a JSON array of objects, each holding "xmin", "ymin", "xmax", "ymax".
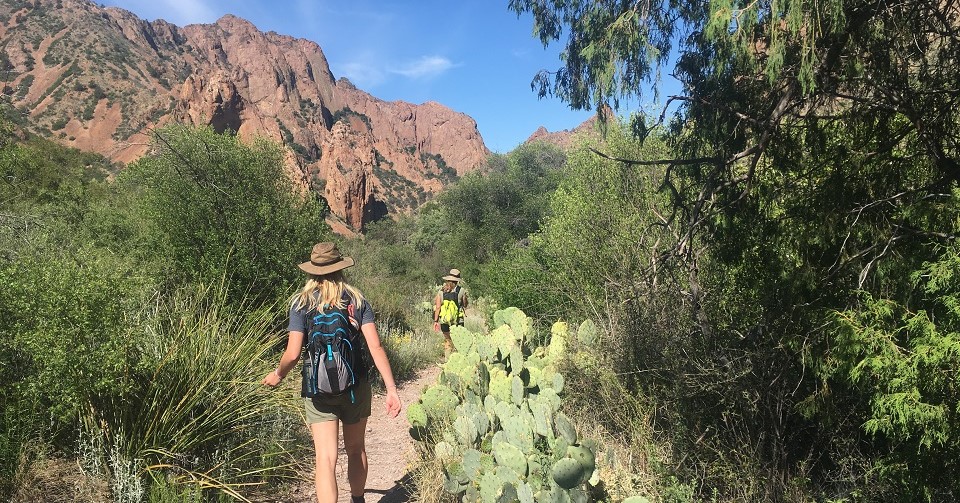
[{"xmin": 301, "ymin": 293, "xmax": 368, "ymax": 402}]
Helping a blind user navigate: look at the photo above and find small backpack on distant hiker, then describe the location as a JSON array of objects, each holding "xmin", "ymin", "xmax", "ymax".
[
  {"xmin": 438, "ymin": 285, "xmax": 466, "ymax": 326},
  {"xmin": 301, "ymin": 293, "xmax": 368, "ymax": 402}
]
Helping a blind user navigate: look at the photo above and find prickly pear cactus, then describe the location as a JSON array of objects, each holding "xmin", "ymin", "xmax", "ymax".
[
  {"xmin": 420, "ymin": 383, "xmax": 459, "ymax": 421},
  {"xmin": 406, "ymin": 401, "xmax": 427, "ymax": 428},
  {"xmin": 551, "ymin": 457, "xmax": 585, "ymax": 489},
  {"xmin": 409, "ymin": 307, "xmax": 604, "ymax": 501},
  {"xmin": 451, "ymin": 325, "xmax": 476, "ymax": 354},
  {"xmin": 567, "ymin": 445, "xmax": 597, "ymax": 483},
  {"xmin": 488, "ymin": 368, "xmax": 512, "ymax": 403},
  {"xmin": 576, "ymin": 318, "xmax": 598, "ymax": 346},
  {"xmin": 493, "ymin": 442, "xmax": 528, "ymax": 476},
  {"xmin": 547, "ymin": 321, "xmax": 569, "ymax": 362},
  {"xmin": 554, "ymin": 412, "xmax": 578, "ymax": 444}
]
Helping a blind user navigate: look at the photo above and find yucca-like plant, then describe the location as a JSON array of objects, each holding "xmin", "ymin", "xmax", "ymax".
[{"xmin": 81, "ymin": 281, "xmax": 306, "ymax": 501}]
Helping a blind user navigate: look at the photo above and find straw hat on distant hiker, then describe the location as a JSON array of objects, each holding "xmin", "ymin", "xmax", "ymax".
[
  {"xmin": 442, "ymin": 268, "xmax": 462, "ymax": 282},
  {"xmin": 264, "ymin": 241, "xmax": 401, "ymax": 503}
]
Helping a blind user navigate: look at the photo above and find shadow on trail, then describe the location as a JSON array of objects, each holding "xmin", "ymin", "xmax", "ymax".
[{"xmin": 368, "ymin": 473, "xmax": 413, "ymax": 503}]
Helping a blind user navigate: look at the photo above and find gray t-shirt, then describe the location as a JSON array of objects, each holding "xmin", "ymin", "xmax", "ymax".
[{"xmin": 287, "ymin": 295, "xmax": 375, "ymax": 334}]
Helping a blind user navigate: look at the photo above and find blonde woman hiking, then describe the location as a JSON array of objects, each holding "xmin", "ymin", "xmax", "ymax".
[
  {"xmin": 263, "ymin": 242, "xmax": 402, "ymax": 503},
  {"xmin": 433, "ymin": 268, "xmax": 469, "ymax": 353}
]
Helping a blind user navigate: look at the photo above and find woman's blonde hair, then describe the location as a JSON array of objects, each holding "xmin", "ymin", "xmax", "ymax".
[
  {"xmin": 442, "ymin": 280, "xmax": 457, "ymax": 293},
  {"xmin": 292, "ymin": 270, "xmax": 365, "ymax": 312}
]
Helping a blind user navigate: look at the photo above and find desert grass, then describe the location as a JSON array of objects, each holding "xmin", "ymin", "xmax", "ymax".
[
  {"xmin": 373, "ymin": 321, "xmax": 444, "ymax": 387},
  {"xmin": 77, "ymin": 282, "xmax": 308, "ymax": 502}
]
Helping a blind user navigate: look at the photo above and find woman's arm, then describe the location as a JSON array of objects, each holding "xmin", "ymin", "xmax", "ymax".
[
  {"xmin": 361, "ymin": 322, "xmax": 402, "ymax": 417},
  {"xmin": 433, "ymin": 292, "xmax": 442, "ymax": 330},
  {"xmin": 262, "ymin": 331, "xmax": 304, "ymax": 386}
]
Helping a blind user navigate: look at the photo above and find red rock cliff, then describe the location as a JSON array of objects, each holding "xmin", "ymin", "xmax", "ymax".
[{"xmin": 0, "ymin": 0, "xmax": 490, "ymax": 231}]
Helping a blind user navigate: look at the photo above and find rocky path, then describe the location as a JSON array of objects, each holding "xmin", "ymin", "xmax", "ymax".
[
  {"xmin": 288, "ymin": 364, "xmax": 442, "ymax": 503},
  {"xmin": 338, "ymin": 364, "xmax": 440, "ymax": 503}
]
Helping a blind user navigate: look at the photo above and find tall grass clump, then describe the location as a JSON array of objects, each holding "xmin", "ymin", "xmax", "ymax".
[
  {"xmin": 79, "ymin": 281, "xmax": 307, "ymax": 501},
  {"xmin": 374, "ymin": 322, "xmax": 443, "ymax": 386}
]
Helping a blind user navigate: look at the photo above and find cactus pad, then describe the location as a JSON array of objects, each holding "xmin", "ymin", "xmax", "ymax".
[
  {"xmin": 548, "ymin": 321, "xmax": 569, "ymax": 362},
  {"xmin": 435, "ymin": 441, "xmax": 456, "ymax": 461},
  {"xmin": 576, "ymin": 319, "xmax": 598, "ymax": 346},
  {"xmin": 551, "ymin": 457, "xmax": 585, "ymax": 490},
  {"xmin": 502, "ymin": 414, "xmax": 535, "ymax": 452},
  {"xmin": 511, "ymin": 375, "xmax": 526, "ymax": 404},
  {"xmin": 478, "ymin": 361, "xmax": 491, "ymax": 395},
  {"xmin": 517, "ymin": 481, "xmax": 535, "ymax": 503},
  {"xmin": 554, "ymin": 412, "xmax": 578, "ymax": 444},
  {"xmin": 550, "ymin": 436, "xmax": 570, "ymax": 462},
  {"xmin": 406, "ymin": 401, "xmax": 428, "ymax": 427},
  {"xmin": 450, "ymin": 325, "xmax": 475, "ymax": 353},
  {"xmin": 479, "ymin": 471, "xmax": 503, "ymax": 503},
  {"xmin": 529, "ymin": 397, "xmax": 554, "ymax": 438},
  {"xmin": 473, "ymin": 411, "xmax": 490, "ymax": 437},
  {"xmin": 493, "ymin": 441, "xmax": 528, "ymax": 477},
  {"xmin": 537, "ymin": 387, "xmax": 562, "ymax": 413},
  {"xmin": 462, "ymin": 448, "xmax": 482, "ymax": 479},
  {"xmin": 443, "ymin": 474, "xmax": 467, "ymax": 495},
  {"xmin": 569, "ymin": 487, "xmax": 589, "ymax": 503},
  {"xmin": 420, "ymin": 384, "xmax": 459, "ymax": 421},
  {"xmin": 476, "ymin": 339, "xmax": 497, "ymax": 361},
  {"xmin": 454, "ymin": 414, "xmax": 479, "ymax": 445},
  {"xmin": 489, "ymin": 368, "xmax": 512, "ymax": 402},
  {"xmin": 509, "ymin": 345, "xmax": 525, "ymax": 374},
  {"xmin": 567, "ymin": 445, "xmax": 596, "ymax": 482}
]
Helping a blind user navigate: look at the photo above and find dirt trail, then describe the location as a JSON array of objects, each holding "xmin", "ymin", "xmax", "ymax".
[
  {"xmin": 286, "ymin": 364, "xmax": 442, "ymax": 503},
  {"xmin": 338, "ymin": 364, "xmax": 440, "ymax": 503}
]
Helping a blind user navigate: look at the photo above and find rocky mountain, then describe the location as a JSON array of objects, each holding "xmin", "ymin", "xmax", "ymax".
[
  {"xmin": 0, "ymin": 0, "xmax": 489, "ymax": 231},
  {"xmin": 524, "ymin": 113, "xmax": 603, "ymax": 150}
]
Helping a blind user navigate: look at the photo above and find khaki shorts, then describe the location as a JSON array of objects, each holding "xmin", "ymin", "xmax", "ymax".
[{"xmin": 304, "ymin": 380, "xmax": 372, "ymax": 424}]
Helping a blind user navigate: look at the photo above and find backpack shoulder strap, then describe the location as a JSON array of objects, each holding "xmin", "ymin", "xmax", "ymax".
[{"xmin": 340, "ymin": 291, "xmax": 360, "ymax": 330}]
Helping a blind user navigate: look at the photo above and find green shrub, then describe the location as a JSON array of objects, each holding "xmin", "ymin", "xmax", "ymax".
[
  {"xmin": 0, "ymin": 227, "xmax": 146, "ymax": 500},
  {"xmin": 120, "ymin": 124, "xmax": 331, "ymax": 306}
]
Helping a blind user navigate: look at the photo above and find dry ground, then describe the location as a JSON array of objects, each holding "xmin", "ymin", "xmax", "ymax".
[{"xmin": 287, "ymin": 364, "xmax": 442, "ymax": 503}]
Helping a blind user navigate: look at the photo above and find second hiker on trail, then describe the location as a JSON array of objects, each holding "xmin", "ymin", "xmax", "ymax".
[
  {"xmin": 262, "ymin": 242, "xmax": 402, "ymax": 503},
  {"xmin": 433, "ymin": 268, "xmax": 468, "ymax": 353}
]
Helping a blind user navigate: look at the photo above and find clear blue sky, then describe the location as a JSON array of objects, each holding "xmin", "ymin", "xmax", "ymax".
[{"xmin": 99, "ymin": 0, "xmax": 615, "ymax": 153}]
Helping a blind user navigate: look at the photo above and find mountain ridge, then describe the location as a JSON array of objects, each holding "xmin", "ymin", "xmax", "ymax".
[{"xmin": 0, "ymin": 0, "xmax": 489, "ymax": 231}]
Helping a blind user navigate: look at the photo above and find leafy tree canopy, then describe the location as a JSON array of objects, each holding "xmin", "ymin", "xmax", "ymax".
[{"xmin": 511, "ymin": 0, "xmax": 959, "ymax": 255}]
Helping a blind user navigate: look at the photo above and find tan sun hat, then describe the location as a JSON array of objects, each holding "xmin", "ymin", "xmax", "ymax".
[
  {"xmin": 442, "ymin": 268, "xmax": 462, "ymax": 282},
  {"xmin": 298, "ymin": 242, "xmax": 355, "ymax": 276}
]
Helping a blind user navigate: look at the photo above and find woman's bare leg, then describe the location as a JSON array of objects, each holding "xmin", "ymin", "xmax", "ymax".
[
  {"xmin": 342, "ymin": 418, "xmax": 369, "ymax": 499},
  {"xmin": 310, "ymin": 420, "xmax": 340, "ymax": 503}
]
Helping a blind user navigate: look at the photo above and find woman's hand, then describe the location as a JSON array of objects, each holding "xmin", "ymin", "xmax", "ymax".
[
  {"xmin": 385, "ymin": 388, "xmax": 402, "ymax": 418},
  {"xmin": 265, "ymin": 331, "xmax": 302, "ymax": 388},
  {"xmin": 262, "ymin": 369, "xmax": 283, "ymax": 387},
  {"xmin": 433, "ymin": 321, "xmax": 440, "ymax": 332}
]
